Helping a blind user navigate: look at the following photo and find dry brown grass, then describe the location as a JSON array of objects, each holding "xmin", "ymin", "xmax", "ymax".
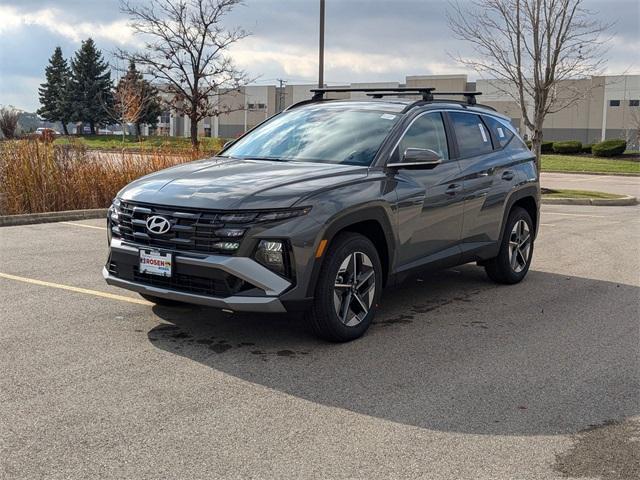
[{"xmin": 0, "ymin": 139, "xmax": 214, "ymax": 215}]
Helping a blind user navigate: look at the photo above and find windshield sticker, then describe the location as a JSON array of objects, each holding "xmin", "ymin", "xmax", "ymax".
[
  {"xmin": 380, "ymin": 114, "xmax": 396, "ymax": 120},
  {"xmin": 497, "ymin": 127, "xmax": 505, "ymax": 138},
  {"xmin": 478, "ymin": 124, "xmax": 488, "ymax": 142}
]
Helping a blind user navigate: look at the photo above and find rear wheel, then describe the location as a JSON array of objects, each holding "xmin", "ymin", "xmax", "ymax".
[
  {"xmin": 309, "ymin": 233, "xmax": 382, "ymax": 342},
  {"xmin": 139, "ymin": 293, "xmax": 186, "ymax": 307},
  {"xmin": 485, "ymin": 207, "xmax": 534, "ymax": 284}
]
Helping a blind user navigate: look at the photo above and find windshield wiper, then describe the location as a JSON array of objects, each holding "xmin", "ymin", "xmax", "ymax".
[{"xmin": 238, "ymin": 156, "xmax": 289, "ymax": 162}]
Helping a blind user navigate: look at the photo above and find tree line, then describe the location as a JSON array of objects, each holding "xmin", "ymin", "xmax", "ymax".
[{"xmin": 38, "ymin": 39, "xmax": 161, "ymax": 136}]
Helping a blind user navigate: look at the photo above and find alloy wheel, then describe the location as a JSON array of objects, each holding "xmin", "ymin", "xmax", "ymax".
[
  {"xmin": 333, "ymin": 251, "xmax": 376, "ymax": 327},
  {"xmin": 508, "ymin": 219, "xmax": 531, "ymax": 273}
]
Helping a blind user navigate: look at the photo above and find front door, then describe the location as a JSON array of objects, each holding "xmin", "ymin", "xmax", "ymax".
[{"xmin": 392, "ymin": 112, "xmax": 465, "ymax": 271}]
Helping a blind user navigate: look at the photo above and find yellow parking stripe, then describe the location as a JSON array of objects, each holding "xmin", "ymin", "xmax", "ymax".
[
  {"xmin": 0, "ymin": 272, "xmax": 151, "ymax": 305},
  {"xmin": 60, "ymin": 222, "xmax": 106, "ymax": 230}
]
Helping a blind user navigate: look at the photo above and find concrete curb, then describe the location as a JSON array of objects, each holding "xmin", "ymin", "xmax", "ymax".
[
  {"xmin": 541, "ymin": 195, "xmax": 638, "ymax": 206},
  {"xmin": 0, "ymin": 208, "xmax": 107, "ymax": 227}
]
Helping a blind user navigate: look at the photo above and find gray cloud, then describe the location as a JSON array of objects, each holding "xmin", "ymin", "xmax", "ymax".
[{"xmin": 1, "ymin": 0, "xmax": 637, "ymax": 111}]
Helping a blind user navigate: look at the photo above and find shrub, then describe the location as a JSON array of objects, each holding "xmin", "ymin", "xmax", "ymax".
[
  {"xmin": 0, "ymin": 139, "xmax": 206, "ymax": 215},
  {"xmin": 552, "ymin": 141, "xmax": 582, "ymax": 154},
  {"xmin": 525, "ymin": 140, "xmax": 532, "ymax": 149},
  {"xmin": 581, "ymin": 143, "xmax": 593, "ymax": 154},
  {"xmin": 592, "ymin": 139, "xmax": 627, "ymax": 157},
  {"xmin": 541, "ymin": 141, "xmax": 554, "ymax": 153}
]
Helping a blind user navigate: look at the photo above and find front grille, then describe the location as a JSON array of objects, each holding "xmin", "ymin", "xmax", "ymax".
[
  {"xmin": 132, "ymin": 267, "xmax": 245, "ymax": 297},
  {"xmin": 116, "ymin": 201, "xmax": 252, "ymax": 254}
]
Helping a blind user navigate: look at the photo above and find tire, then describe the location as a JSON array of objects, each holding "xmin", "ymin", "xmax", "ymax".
[
  {"xmin": 484, "ymin": 206, "xmax": 534, "ymax": 284},
  {"xmin": 139, "ymin": 293, "xmax": 186, "ymax": 306},
  {"xmin": 309, "ymin": 233, "xmax": 382, "ymax": 342}
]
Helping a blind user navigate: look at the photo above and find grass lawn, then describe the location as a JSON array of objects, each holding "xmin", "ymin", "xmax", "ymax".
[
  {"xmin": 541, "ymin": 154, "xmax": 640, "ymax": 175},
  {"xmin": 541, "ymin": 188, "xmax": 626, "ymax": 199},
  {"xmin": 54, "ymin": 135, "xmax": 225, "ymax": 152}
]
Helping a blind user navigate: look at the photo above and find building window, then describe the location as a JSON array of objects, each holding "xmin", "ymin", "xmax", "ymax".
[
  {"xmin": 609, "ymin": 100, "xmax": 620, "ymax": 107},
  {"xmin": 630, "ymin": 100, "xmax": 640, "ymax": 107},
  {"xmin": 160, "ymin": 110, "xmax": 171, "ymax": 124},
  {"xmin": 247, "ymin": 103, "xmax": 267, "ymax": 111}
]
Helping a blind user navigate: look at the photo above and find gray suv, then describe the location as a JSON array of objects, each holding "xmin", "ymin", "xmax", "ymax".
[{"xmin": 104, "ymin": 88, "xmax": 539, "ymax": 341}]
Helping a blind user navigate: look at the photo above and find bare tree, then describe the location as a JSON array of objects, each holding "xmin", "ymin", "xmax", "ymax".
[
  {"xmin": 0, "ymin": 106, "xmax": 20, "ymax": 139},
  {"xmin": 118, "ymin": 0, "xmax": 250, "ymax": 147},
  {"xmin": 448, "ymin": 0, "xmax": 610, "ymax": 166}
]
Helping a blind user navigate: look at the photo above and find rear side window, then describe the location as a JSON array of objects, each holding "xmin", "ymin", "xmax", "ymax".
[
  {"xmin": 449, "ymin": 112, "xmax": 493, "ymax": 157},
  {"xmin": 398, "ymin": 112, "xmax": 449, "ymax": 160},
  {"xmin": 482, "ymin": 115, "xmax": 515, "ymax": 149}
]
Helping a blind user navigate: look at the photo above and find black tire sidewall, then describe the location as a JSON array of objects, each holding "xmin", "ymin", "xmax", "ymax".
[
  {"xmin": 311, "ymin": 233, "xmax": 382, "ymax": 341},
  {"xmin": 496, "ymin": 207, "xmax": 534, "ymax": 283}
]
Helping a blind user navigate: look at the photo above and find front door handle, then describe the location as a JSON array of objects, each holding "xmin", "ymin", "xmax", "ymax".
[
  {"xmin": 502, "ymin": 171, "xmax": 514, "ymax": 181},
  {"xmin": 446, "ymin": 184, "xmax": 462, "ymax": 195}
]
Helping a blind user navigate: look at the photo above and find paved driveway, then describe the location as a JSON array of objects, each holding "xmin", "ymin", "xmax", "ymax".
[
  {"xmin": 1, "ymin": 203, "xmax": 638, "ymax": 479},
  {"xmin": 541, "ymin": 172, "xmax": 640, "ymax": 197}
]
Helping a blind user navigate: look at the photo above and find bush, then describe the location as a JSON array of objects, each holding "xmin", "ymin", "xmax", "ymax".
[
  {"xmin": 581, "ymin": 144, "xmax": 593, "ymax": 154},
  {"xmin": 552, "ymin": 141, "xmax": 582, "ymax": 154},
  {"xmin": 0, "ymin": 139, "xmax": 204, "ymax": 215},
  {"xmin": 592, "ymin": 139, "xmax": 627, "ymax": 157},
  {"xmin": 541, "ymin": 141, "xmax": 554, "ymax": 153}
]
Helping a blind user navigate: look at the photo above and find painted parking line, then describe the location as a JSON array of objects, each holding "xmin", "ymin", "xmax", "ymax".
[
  {"xmin": 60, "ymin": 222, "xmax": 106, "ymax": 230},
  {"xmin": 543, "ymin": 212, "xmax": 609, "ymax": 218},
  {"xmin": 0, "ymin": 272, "xmax": 151, "ymax": 305}
]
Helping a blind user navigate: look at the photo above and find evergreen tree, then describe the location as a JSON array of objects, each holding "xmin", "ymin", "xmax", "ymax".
[
  {"xmin": 37, "ymin": 47, "xmax": 72, "ymax": 135},
  {"xmin": 69, "ymin": 38, "xmax": 113, "ymax": 134}
]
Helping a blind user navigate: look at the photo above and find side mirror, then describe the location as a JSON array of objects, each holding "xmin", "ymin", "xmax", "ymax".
[{"xmin": 387, "ymin": 148, "xmax": 442, "ymax": 169}]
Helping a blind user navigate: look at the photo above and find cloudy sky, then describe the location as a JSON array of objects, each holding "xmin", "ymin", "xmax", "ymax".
[{"xmin": 1, "ymin": 0, "xmax": 638, "ymax": 112}]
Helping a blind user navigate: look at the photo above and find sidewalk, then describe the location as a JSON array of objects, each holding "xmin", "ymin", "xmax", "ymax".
[{"xmin": 541, "ymin": 172, "xmax": 640, "ymax": 197}]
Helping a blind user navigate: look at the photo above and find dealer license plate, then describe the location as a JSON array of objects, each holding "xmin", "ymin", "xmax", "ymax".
[{"xmin": 139, "ymin": 249, "xmax": 173, "ymax": 277}]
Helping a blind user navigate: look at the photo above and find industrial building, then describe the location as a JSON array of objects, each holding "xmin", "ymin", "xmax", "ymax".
[{"xmin": 153, "ymin": 74, "xmax": 640, "ymax": 148}]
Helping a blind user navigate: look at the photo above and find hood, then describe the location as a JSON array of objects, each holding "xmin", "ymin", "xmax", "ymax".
[{"xmin": 118, "ymin": 157, "xmax": 368, "ymax": 210}]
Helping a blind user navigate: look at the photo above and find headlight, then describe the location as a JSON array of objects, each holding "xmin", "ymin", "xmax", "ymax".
[
  {"xmin": 108, "ymin": 198, "xmax": 122, "ymax": 241},
  {"xmin": 256, "ymin": 207, "xmax": 311, "ymax": 222},
  {"xmin": 254, "ymin": 240, "xmax": 290, "ymax": 277},
  {"xmin": 109, "ymin": 198, "xmax": 122, "ymax": 222}
]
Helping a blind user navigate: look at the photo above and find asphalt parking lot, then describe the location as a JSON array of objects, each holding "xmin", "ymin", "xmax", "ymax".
[{"xmin": 1, "ymin": 202, "xmax": 639, "ymax": 479}]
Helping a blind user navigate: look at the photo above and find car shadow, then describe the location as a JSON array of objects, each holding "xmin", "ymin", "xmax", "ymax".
[{"xmin": 147, "ymin": 265, "xmax": 639, "ymax": 436}]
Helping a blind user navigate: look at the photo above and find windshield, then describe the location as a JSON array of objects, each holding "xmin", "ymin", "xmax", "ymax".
[{"xmin": 221, "ymin": 104, "xmax": 401, "ymax": 166}]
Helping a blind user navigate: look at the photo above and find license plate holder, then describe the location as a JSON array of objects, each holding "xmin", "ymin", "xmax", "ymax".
[{"xmin": 139, "ymin": 249, "xmax": 173, "ymax": 277}]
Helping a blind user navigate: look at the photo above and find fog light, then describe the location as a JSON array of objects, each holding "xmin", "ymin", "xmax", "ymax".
[{"xmin": 254, "ymin": 240, "xmax": 286, "ymax": 275}]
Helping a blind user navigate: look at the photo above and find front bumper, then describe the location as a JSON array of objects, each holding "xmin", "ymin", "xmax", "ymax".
[{"xmin": 104, "ymin": 238, "xmax": 291, "ymax": 313}]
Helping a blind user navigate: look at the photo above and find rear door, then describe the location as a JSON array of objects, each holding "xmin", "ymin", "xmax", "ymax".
[
  {"xmin": 391, "ymin": 111, "xmax": 465, "ymax": 270},
  {"xmin": 450, "ymin": 112, "xmax": 519, "ymax": 246}
]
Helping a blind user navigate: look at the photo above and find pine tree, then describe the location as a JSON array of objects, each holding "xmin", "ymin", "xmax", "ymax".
[
  {"xmin": 69, "ymin": 38, "xmax": 113, "ymax": 134},
  {"xmin": 37, "ymin": 47, "xmax": 72, "ymax": 135}
]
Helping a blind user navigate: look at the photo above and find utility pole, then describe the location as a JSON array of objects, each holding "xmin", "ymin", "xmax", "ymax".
[
  {"xmin": 276, "ymin": 78, "xmax": 287, "ymax": 112},
  {"xmin": 318, "ymin": 0, "xmax": 325, "ymax": 88}
]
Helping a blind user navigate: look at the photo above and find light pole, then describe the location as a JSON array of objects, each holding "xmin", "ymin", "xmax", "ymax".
[{"xmin": 318, "ymin": 0, "xmax": 325, "ymax": 88}]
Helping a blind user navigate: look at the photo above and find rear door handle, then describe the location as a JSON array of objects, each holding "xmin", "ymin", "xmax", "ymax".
[
  {"xmin": 446, "ymin": 184, "xmax": 462, "ymax": 195},
  {"xmin": 502, "ymin": 171, "xmax": 514, "ymax": 181}
]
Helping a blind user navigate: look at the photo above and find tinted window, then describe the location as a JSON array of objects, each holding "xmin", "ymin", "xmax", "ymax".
[
  {"xmin": 482, "ymin": 115, "xmax": 515, "ymax": 149},
  {"xmin": 222, "ymin": 104, "xmax": 400, "ymax": 166},
  {"xmin": 609, "ymin": 100, "xmax": 620, "ymax": 107},
  {"xmin": 398, "ymin": 112, "xmax": 449, "ymax": 160},
  {"xmin": 449, "ymin": 112, "xmax": 493, "ymax": 157}
]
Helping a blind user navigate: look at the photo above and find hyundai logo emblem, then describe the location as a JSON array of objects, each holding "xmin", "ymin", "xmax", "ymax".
[{"xmin": 146, "ymin": 215, "xmax": 171, "ymax": 234}]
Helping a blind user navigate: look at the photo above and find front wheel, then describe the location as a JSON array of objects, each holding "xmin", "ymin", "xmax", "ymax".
[
  {"xmin": 485, "ymin": 207, "xmax": 534, "ymax": 284},
  {"xmin": 309, "ymin": 233, "xmax": 382, "ymax": 342}
]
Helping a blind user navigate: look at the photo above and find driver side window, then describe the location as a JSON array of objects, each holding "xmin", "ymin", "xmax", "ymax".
[{"xmin": 398, "ymin": 112, "xmax": 449, "ymax": 161}]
